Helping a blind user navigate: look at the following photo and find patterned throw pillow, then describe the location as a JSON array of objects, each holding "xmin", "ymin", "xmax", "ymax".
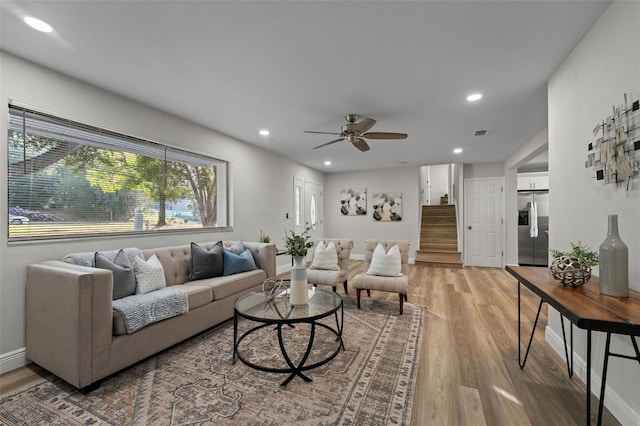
[
  {"xmin": 190, "ymin": 242, "xmax": 224, "ymax": 281},
  {"xmin": 225, "ymin": 240, "xmax": 245, "ymax": 255},
  {"xmin": 134, "ymin": 254, "xmax": 166, "ymax": 295},
  {"xmin": 223, "ymin": 248, "xmax": 257, "ymax": 276},
  {"xmin": 366, "ymin": 243, "xmax": 402, "ymax": 276},
  {"xmin": 311, "ymin": 240, "xmax": 340, "ymax": 271},
  {"xmin": 94, "ymin": 249, "xmax": 136, "ymax": 300}
]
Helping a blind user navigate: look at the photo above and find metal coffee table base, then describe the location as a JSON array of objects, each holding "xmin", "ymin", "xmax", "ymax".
[{"xmin": 233, "ymin": 310, "xmax": 345, "ymax": 386}]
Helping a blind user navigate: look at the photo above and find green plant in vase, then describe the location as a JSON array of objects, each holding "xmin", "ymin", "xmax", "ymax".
[
  {"xmin": 259, "ymin": 230, "xmax": 271, "ymax": 243},
  {"xmin": 283, "ymin": 228, "xmax": 314, "ymax": 257}
]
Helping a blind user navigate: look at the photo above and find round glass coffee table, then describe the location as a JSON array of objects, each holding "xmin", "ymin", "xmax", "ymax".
[{"xmin": 233, "ymin": 287, "xmax": 344, "ymax": 386}]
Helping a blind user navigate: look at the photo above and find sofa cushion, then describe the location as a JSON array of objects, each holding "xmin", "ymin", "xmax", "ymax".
[
  {"xmin": 190, "ymin": 241, "xmax": 224, "ymax": 281},
  {"xmin": 94, "ymin": 249, "xmax": 136, "ymax": 300},
  {"xmin": 366, "ymin": 243, "xmax": 402, "ymax": 276},
  {"xmin": 311, "ymin": 240, "xmax": 340, "ymax": 271},
  {"xmin": 198, "ymin": 269, "xmax": 266, "ymax": 301},
  {"xmin": 134, "ymin": 254, "xmax": 166, "ymax": 295},
  {"xmin": 223, "ymin": 248, "xmax": 257, "ymax": 276}
]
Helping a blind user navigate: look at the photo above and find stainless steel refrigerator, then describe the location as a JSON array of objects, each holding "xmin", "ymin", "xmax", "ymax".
[{"xmin": 517, "ymin": 191, "xmax": 549, "ymax": 266}]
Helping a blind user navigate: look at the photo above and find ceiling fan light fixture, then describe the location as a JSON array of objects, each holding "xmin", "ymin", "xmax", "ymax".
[
  {"xmin": 466, "ymin": 93, "xmax": 483, "ymax": 102},
  {"xmin": 24, "ymin": 16, "xmax": 53, "ymax": 33}
]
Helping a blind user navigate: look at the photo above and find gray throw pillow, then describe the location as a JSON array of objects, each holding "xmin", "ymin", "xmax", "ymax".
[
  {"xmin": 190, "ymin": 241, "xmax": 224, "ymax": 281},
  {"xmin": 95, "ymin": 249, "xmax": 136, "ymax": 300}
]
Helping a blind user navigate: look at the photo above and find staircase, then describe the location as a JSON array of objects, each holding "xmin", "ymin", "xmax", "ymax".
[{"xmin": 415, "ymin": 204, "xmax": 463, "ymax": 268}]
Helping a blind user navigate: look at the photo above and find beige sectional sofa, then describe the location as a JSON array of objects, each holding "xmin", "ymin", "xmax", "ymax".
[{"xmin": 26, "ymin": 241, "xmax": 276, "ymax": 392}]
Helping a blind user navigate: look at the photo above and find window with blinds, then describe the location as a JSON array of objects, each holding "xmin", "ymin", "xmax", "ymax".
[{"xmin": 7, "ymin": 105, "xmax": 228, "ymax": 240}]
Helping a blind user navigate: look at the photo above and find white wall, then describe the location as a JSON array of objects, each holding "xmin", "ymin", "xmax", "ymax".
[
  {"xmin": 547, "ymin": 2, "xmax": 640, "ymax": 424},
  {"xmin": 0, "ymin": 52, "xmax": 324, "ymax": 372},
  {"xmin": 463, "ymin": 161, "xmax": 504, "ymax": 179},
  {"xmin": 323, "ymin": 167, "xmax": 420, "ymax": 259}
]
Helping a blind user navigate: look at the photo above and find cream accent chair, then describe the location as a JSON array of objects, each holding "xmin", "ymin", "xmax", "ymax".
[
  {"xmin": 306, "ymin": 239, "xmax": 354, "ymax": 294},
  {"xmin": 352, "ymin": 240, "xmax": 410, "ymax": 315}
]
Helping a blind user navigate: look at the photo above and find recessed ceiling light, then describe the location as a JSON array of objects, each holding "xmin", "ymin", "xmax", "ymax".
[
  {"xmin": 466, "ymin": 93, "xmax": 482, "ymax": 102},
  {"xmin": 24, "ymin": 16, "xmax": 53, "ymax": 33},
  {"xmin": 453, "ymin": 148, "xmax": 463, "ymax": 154},
  {"xmin": 259, "ymin": 129, "xmax": 269, "ymax": 136},
  {"xmin": 324, "ymin": 161, "xmax": 332, "ymax": 166}
]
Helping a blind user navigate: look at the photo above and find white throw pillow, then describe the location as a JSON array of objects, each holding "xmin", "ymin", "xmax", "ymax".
[
  {"xmin": 134, "ymin": 254, "xmax": 167, "ymax": 294},
  {"xmin": 311, "ymin": 241, "xmax": 340, "ymax": 271},
  {"xmin": 366, "ymin": 243, "xmax": 402, "ymax": 276}
]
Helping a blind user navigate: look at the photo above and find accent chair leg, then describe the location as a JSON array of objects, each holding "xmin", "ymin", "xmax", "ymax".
[
  {"xmin": 343, "ymin": 280, "xmax": 348, "ymax": 295},
  {"xmin": 356, "ymin": 289, "xmax": 361, "ymax": 309},
  {"xmin": 399, "ymin": 293, "xmax": 404, "ymax": 315},
  {"xmin": 366, "ymin": 289, "xmax": 371, "ymax": 297},
  {"xmin": 404, "ymin": 294, "xmax": 408, "ymax": 301},
  {"xmin": 332, "ymin": 286, "xmax": 337, "ymax": 293}
]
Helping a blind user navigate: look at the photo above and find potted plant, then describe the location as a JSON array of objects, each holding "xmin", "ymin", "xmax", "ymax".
[
  {"xmin": 283, "ymin": 229, "xmax": 314, "ymax": 258},
  {"xmin": 259, "ymin": 230, "xmax": 271, "ymax": 243},
  {"xmin": 549, "ymin": 241, "xmax": 598, "ymax": 286},
  {"xmin": 283, "ymin": 229, "xmax": 315, "ymax": 305}
]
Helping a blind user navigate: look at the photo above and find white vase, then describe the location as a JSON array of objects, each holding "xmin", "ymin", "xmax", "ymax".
[
  {"xmin": 289, "ymin": 256, "xmax": 309, "ymax": 305},
  {"xmin": 599, "ymin": 214, "xmax": 629, "ymax": 297}
]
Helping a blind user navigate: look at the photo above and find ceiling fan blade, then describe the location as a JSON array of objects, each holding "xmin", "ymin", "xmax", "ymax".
[
  {"xmin": 361, "ymin": 132, "xmax": 408, "ymax": 140},
  {"xmin": 352, "ymin": 137, "xmax": 370, "ymax": 152},
  {"xmin": 304, "ymin": 130, "xmax": 341, "ymax": 135},
  {"xmin": 313, "ymin": 137, "xmax": 345, "ymax": 149},
  {"xmin": 352, "ymin": 118, "xmax": 376, "ymax": 134}
]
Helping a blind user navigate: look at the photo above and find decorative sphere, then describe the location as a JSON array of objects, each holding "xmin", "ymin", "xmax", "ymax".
[{"xmin": 550, "ymin": 256, "xmax": 592, "ymax": 286}]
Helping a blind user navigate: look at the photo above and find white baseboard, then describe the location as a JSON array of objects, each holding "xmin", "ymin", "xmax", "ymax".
[
  {"xmin": 545, "ymin": 326, "xmax": 640, "ymax": 426},
  {"xmin": 0, "ymin": 347, "xmax": 28, "ymax": 375}
]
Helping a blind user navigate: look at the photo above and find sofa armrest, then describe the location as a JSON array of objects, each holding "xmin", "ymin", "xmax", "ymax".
[
  {"xmin": 26, "ymin": 260, "xmax": 113, "ymax": 389},
  {"xmin": 243, "ymin": 242, "xmax": 277, "ymax": 278}
]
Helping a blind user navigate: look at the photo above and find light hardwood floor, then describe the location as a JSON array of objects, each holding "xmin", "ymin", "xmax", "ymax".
[{"xmin": 0, "ymin": 262, "xmax": 622, "ymax": 425}]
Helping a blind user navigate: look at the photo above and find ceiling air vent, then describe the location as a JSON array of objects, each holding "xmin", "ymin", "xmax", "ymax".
[{"xmin": 474, "ymin": 129, "xmax": 489, "ymax": 136}]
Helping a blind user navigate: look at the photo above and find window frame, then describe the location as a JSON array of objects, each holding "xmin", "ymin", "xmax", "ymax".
[{"xmin": 7, "ymin": 104, "xmax": 232, "ymax": 242}]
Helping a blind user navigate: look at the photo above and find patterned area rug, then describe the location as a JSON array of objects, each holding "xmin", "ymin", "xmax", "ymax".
[{"xmin": 0, "ymin": 296, "xmax": 423, "ymax": 426}]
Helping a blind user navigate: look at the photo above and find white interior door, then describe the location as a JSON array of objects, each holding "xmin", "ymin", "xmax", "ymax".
[
  {"xmin": 464, "ymin": 178, "xmax": 504, "ymax": 267},
  {"xmin": 304, "ymin": 181, "xmax": 322, "ymax": 240}
]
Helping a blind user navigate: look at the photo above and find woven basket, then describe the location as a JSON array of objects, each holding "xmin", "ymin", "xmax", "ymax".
[{"xmin": 550, "ymin": 256, "xmax": 592, "ymax": 287}]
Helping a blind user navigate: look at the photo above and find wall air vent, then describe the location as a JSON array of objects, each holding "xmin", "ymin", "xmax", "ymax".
[{"xmin": 474, "ymin": 129, "xmax": 489, "ymax": 136}]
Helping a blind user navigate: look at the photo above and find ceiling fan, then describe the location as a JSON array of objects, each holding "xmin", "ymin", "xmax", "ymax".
[{"xmin": 304, "ymin": 114, "xmax": 408, "ymax": 152}]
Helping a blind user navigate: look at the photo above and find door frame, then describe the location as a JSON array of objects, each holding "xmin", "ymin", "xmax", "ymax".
[{"xmin": 293, "ymin": 176, "xmax": 323, "ymax": 239}]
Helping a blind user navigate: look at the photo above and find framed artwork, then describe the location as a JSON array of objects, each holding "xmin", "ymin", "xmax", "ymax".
[
  {"xmin": 586, "ymin": 93, "xmax": 640, "ymax": 190},
  {"xmin": 340, "ymin": 188, "xmax": 366, "ymax": 216},
  {"xmin": 372, "ymin": 192, "xmax": 402, "ymax": 221}
]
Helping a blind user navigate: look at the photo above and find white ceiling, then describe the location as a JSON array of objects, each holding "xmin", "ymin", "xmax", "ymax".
[{"xmin": 0, "ymin": 1, "xmax": 610, "ymax": 172}]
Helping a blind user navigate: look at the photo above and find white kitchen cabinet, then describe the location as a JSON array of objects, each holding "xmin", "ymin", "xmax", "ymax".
[{"xmin": 517, "ymin": 172, "xmax": 549, "ymax": 190}]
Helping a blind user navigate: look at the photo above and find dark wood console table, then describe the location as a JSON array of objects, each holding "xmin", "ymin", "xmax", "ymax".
[{"xmin": 506, "ymin": 265, "xmax": 640, "ymax": 426}]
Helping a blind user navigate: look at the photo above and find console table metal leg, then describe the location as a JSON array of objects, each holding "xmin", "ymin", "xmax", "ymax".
[
  {"xmin": 518, "ymin": 281, "xmax": 544, "ymax": 369},
  {"xmin": 586, "ymin": 330, "xmax": 592, "ymax": 426},
  {"xmin": 597, "ymin": 335, "xmax": 640, "ymax": 426},
  {"xmin": 560, "ymin": 314, "xmax": 574, "ymax": 378}
]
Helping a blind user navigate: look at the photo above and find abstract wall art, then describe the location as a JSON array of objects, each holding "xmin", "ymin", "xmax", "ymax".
[
  {"xmin": 340, "ymin": 188, "xmax": 367, "ymax": 216},
  {"xmin": 372, "ymin": 192, "xmax": 402, "ymax": 222}
]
